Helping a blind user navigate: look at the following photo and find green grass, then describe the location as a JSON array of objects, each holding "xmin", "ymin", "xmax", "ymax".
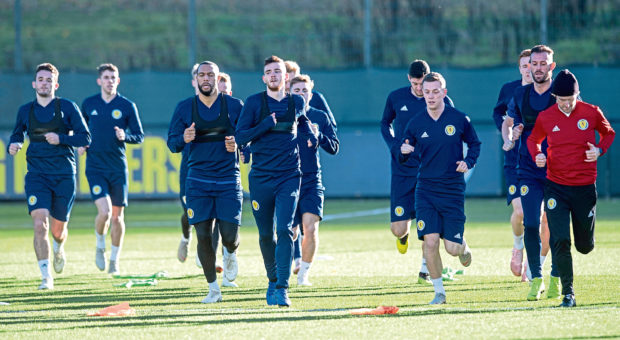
[{"xmin": 1, "ymin": 198, "xmax": 620, "ymax": 339}]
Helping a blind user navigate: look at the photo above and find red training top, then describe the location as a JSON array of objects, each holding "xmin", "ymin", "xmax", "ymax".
[{"xmin": 527, "ymin": 101, "xmax": 615, "ymax": 186}]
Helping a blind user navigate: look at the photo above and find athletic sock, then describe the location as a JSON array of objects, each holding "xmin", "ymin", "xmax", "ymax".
[
  {"xmin": 540, "ymin": 255, "xmax": 547, "ymax": 268},
  {"xmin": 513, "ymin": 233, "xmax": 524, "ymax": 250},
  {"xmin": 209, "ymin": 280, "xmax": 220, "ymax": 292},
  {"xmin": 399, "ymin": 233, "xmax": 409, "ymax": 245},
  {"xmin": 96, "ymin": 231, "xmax": 106, "ymax": 249},
  {"xmin": 181, "ymin": 234, "xmax": 191, "ymax": 243},
  {"xmin": 420, "ymin": 258, "xmax": 429, "ymax": 274},
  {"xmin": 300, "ymin": 261, "xmax": 312, "ymax": 274},
  {"xmin": 110, "ymin": 245, "xmax": 120, "ymax": 261},
  {"xmin": 38, "ymin": 259, "xmax": 52, "ymax": 278},
  {"xmin": 52, "ymin": 240, "xmax": 63, "ymax": 253},
  {"xmin": 431, "ymin": 277, "xmax": 445, "ymax": 295}
]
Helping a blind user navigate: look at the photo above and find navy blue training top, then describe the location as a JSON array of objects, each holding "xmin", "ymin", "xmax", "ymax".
[
  {"xmin": 235, "ymin": 92, "xmax": 315, "ymax": 174},
  {"xmin": 167, "ymin": 94, "xmax": 243, "ymax": 183},
  {"xmin": 298, "ymin": 106, "xmax": 339, "ymax": 176},
  {"xmin": 508, "ymin": 84, "xmax": 554, "ymax": 179},
  {"xmin": 7, "ymin": 98, "xmax": 90, "ymax": 175},
  {"xmin": 82, "ymin": 93, "xmax": 144, "ymax": 173},
  {"xmin": 492, "ymin": 79, "xmax": 521, "ymax": 169},
  {"xmin": 309, "ymin": 90, "xmax": 337, "ymax": 129},
  {"xmin": 399, "ymin": 106, "xmax": 481, "ymax": 186},
  {"xmin": 381, "ymin": 86, "xmax": 454, "ymax": 177},
  {"xmin": 9, "ymin": 97, "xmax": 90, "ymax": 175}
]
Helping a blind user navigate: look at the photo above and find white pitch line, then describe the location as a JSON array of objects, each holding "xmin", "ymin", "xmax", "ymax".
[{"xmin": 322, "ymin": 207, "xmax": 389, "ymax": 221}]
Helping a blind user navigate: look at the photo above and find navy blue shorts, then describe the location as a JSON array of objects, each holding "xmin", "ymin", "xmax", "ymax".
[
  {"xmin": 294, "ymin": 175, "xmax": 324, "ymax": 227},
  {"xmin": 414, "ymin": 182, "xmax": 465, "ymax": 244},
  {"xmin": 86, "ymin": 171, "xmax": 128, "ymax": 207},
  {"xmin": 185, "ymin": 178, "xmax": 243, "ymax": 225},
  {"xmin": 25, "ymin": 172, "xmax": 76, "ymax": 222},
  {"xmin": 519, "ymin": 177, "xmax": 545, "ymax": 229},
  {"xmin": 390, "ymin": 175, "xmax": 417, "ymax": 222},
  {"xmin": 179, "ymin": 158, "xmax": 188, "ymax": 211},
  {"xmin": 504, "ymin": 166, "xmax": 519, "ymax": 206}
]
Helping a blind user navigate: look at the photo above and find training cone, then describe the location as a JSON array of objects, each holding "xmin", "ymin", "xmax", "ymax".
[
  {"xmin": 87, "ymin": 302, "xmax": 136, "ymax": 317},
  {"xmin": 350, "ymin": 305, "xmax": 399, "ymax": 315}
]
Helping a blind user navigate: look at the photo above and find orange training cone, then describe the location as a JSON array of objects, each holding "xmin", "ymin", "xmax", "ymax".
[
  {"xmin": 87, "ymin": 302, "xmax": 136, "ymax": 317},
  {"xmin": 350, "ymin": 305, "xmax": 399, "ymax": 315}
]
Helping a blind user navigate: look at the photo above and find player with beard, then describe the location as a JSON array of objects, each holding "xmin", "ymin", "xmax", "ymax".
[
  {"xmin": 502, "ymin": 45, "xmax": 561, "ymax": 301},
  {"xmin": 8, "ymin": 63, "xmax": 90, "ymax": 289},
  {"xmin": 236, "ymin": 55, "xmax": 317, "ymax": 307},
  {"xmin": 381, "ymin": 60, "xmax": 454, "ymax": 285},
  {"xmin": 168, "ymin": 61, "xmax": 244, "ymax": 303},
  {"xmin": 80, "ymin": 64, "xmax": 144, "ymax": 275}
]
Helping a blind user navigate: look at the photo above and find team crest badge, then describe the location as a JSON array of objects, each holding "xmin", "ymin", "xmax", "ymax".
[
  {"xmin": 112, "ymin": 109, "xmax": 122, "ymax": 119},
  {"xmin": 417, "ymin": 220, "xmax": 425, "ymax": 231},
  {"xmin": 92, "ymin": 185, "xmax": 102, "ymax": 195},
  {"xmin": 28, "ymin": 195, "xmax": 37, "ymax": 206},
  {"xmin": 445, "ymin": 125, "xmax": 456, "ymax": 136},
  {"xmin": 520, "ymin": 185, "xmax": 529, "ymax": 196},
  {"xmin": 394, "ymin": 206, "xmax": 404, "ymax": 217},
  {"xmin": 252, "ymin": 200, "xmax": 260, "ymax": 211},
  {"xmin": 508, "ymin": 185, "xmax": 517, "ymax": 195},
  {"xmin": 577, "ymin": 119, "xmax": 588, "ymax": 130},
  {"xmin": 187, "ymin": 208, "xmax": 194, "ymax": 219},
  {"xmin": 547, "ymin": 198, "xmax": 557, "ymax": 210}
]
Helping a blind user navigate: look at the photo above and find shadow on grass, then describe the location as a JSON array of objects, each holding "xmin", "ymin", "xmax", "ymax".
[{"xmin": 3, "ymin": 302, "xmax": 619, "ymax": 332}]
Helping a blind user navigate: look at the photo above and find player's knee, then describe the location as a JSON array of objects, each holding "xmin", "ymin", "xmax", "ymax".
[
  {"xmin": 445, "ymin": 245, "xmax": 460, "ymax": 257},
  {"xmin": 110, "ymin": 214, "xmax": 124, "ymax": 226},
  {"xmin": 575, "ymin": 241, "xmax": 594, "ymax": 254},
  {"xmin": 194, "ymin": 220, "xmax": 213, "ymax": 241},
  {"xmin": 303, "ymin": 223, "xmax": 317, "ymax": 236},
  {"xmin": 276, "ymin": 226, "xmax": 293, "ymax": 239},
  {"xmin": 423, "ymin": 237, "xmax": 440, "ymax": 251},
  {"xmin": 97, "ymin": 208, "xmax": 112, "ymax": 221},
  {"xmin": 513, "ymin": 206, "xmax": 524, "ymax": 220},
  {"xmin": 218, "ymin": 220, "xmax": 240, "ymax": 248},
  {"xmin": 390, "ymin": 222, "xmax": 408, "ymax": 238},
  {"xmin": 33, "ymin": 219, "xmax": 49, "ymax": 235}
]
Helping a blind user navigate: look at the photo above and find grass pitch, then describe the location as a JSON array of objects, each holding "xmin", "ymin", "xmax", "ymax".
[{"xmin": 1, "ymin": 198, "xmax": 619, "ymax": 339}]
